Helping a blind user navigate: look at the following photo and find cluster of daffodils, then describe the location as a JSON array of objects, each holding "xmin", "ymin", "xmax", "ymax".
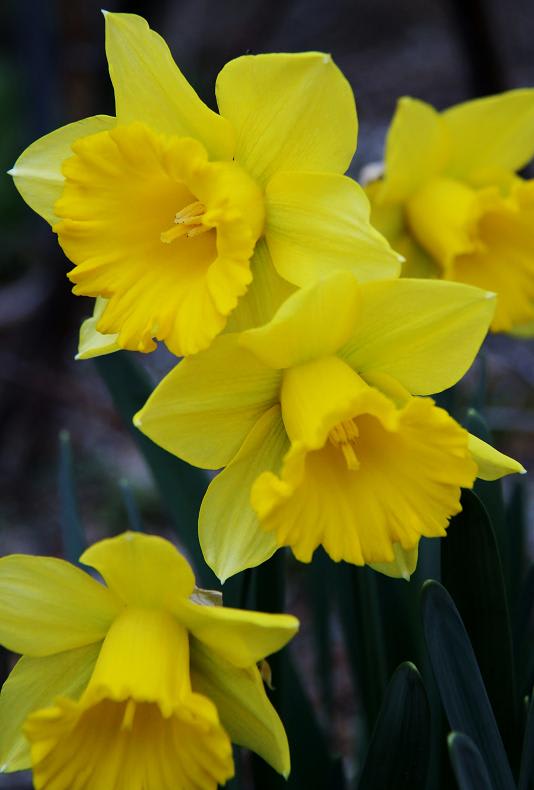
[{"xmin": 7, "ymin": 9, "xmax": 529, "ymax": 789}]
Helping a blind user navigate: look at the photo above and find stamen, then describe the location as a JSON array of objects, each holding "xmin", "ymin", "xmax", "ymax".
[
  {"xmin": 160, "ymin": 201, "xmax": 210, "ymax": 244},
  {"xmin": 329, "ymin": 418, "xmax": 360, "ymax": 470},
  {"xmin": 121, "ymin": 699, "xmax": 137, "ymax": 731}
]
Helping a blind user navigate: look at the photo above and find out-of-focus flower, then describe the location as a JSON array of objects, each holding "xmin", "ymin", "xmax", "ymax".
[
  {"xmin": 10, "ymin": 11, "xmax": 400, "ymax": 359},
  {"xmin": 366, "ymin": 90, "xmax": 534, "ymax": 333},
  {"xmin": 0, "ymin": 532, "xmax": 298, "ymax": 788},
  {"xmin": 136, "ymin": 272, "xmax": 524, "ymax": 582}
]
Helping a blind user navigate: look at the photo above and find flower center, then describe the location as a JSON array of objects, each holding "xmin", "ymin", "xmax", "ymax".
[
  {"xmin": 54, "ymin": 122, "xmax": 265, "ymax": 356},
  {"xmin": 160, "ymin": 200, "xmax": 210, "ymax": 243},
  {"xmin": 329, "ymin": 418, "xmax": 360, "ymax": 470},
  {"xmin": 406, "ymin": 177, "xmax": 501, "ymax": 270}
]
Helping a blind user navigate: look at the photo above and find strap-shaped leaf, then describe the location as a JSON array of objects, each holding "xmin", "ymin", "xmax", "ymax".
[
  {"xmin": 94, "ymin": 353, "xmax": 214, "ymax": 586},
  {"xmin": 442, "ymin": 489, "xmax": 518, "ymax": 768},
  {"xmin": 519, "ymin": 693, "xmax": 534, "ymax": 790},
  {"xmin": 421, "ymin": 580, "xmax": 515, "ymax": 790},
  {"xmin": 358, "ymin": 662, "xmax": 430, "ymax": 790},
  {"xmin": 250, "ymin": 552, "xmax": 341, "ymax": 788},
  {"xmin": 448, "ymin": 732, "xmax": 493, "ymax": 790},
  {"xmin": 337, "ymin": 564, "xmax": 388, "ymax": 731}
]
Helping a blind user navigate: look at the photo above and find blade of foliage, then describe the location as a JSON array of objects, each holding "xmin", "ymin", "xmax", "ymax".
[
  {"xmin": 463, "ymin": 408, "xmax": 508, "ymax": 578},
  {"xmin": 519, "ymin": 693, "xmax": 534, "ymax": 790},
  {"xmin": 506, "ymin": 478, "xmax": 527, "ymax": 611},
  {"xmin": 337, "ymin": 564, "xmax": 388, "ymax": 734},
  {"xmin": 58, "ymin": 430, "xmax": 86, "ymax": 563},
  {"xmin": 448, "ymin": 732, "xmax": 493, "ymax": 790},
  {"xmin": 118, "ymin": 478, "xmax": 143, "ymax": 532},
  {"xmin": 515, "ymin": 566, "xmax": 534, "ymax": 697},
  {"xmin": 442, "ymin": 489, "xmax": 518, "ymax": 768},
  {"xmin": 94, "ymin": 353, "xmax": 214, "ymax": 586},
  {"xmin": 421, "ymin": 580, "xmax": 515, "ymax": 790},
  {"xmin": 357, "ymin": 662, "xmax": 430, "ymax": 790},
  {"xmin": 250, "ymin": 552, "xmax": 340, "ymax": 788}
]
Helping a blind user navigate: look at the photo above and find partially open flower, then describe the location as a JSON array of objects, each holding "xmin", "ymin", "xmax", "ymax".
[
  {"xmin": 135, "ymin": 272, "xmax": 524, "ymax": 581},
  {"xmin": 0, "ymin": 532, "xmax": 298, "ymax": 789},
  {"xmin": 366, "ymin": 91, "xmax": 534, "ymax": 333},
  {"xmin": 10, "ymin": 11, "xmax": 400, "ymax": 358}
]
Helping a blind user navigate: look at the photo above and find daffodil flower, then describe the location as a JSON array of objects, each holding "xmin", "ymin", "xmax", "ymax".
[
  {"xmin": 366, "ymin": 90, "xmax": 534, "ymax": 334},
  {"xmin": 135, "ymin": 272, "xmax": 524, "ymax": 582},
  {"xmin": 10, "ymin": 11, "xmax": 399, "ymax": 359},
  {"xmin": 0, "ymin": 532, "xmax": 298, "ymax": 789}
]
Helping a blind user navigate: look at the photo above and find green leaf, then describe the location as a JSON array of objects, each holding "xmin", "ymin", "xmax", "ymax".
[
  {"xmin": 448, "ymin": 732, "xmax": 493, "ymax": 790},
  {"xmin": 463, "ymin": 408, "xmax": 508, "ymax": 578},
  {"xmin": 57, "ymin": 430, "xmax": 86, "ymax": 563},
  {"xmin": 357, "ymin": 662, "xmax": 430, "ymax": 790},
  {"xmin": 249, "ymin": 552, "xmax": 342, "ymax": 788},
  {"xmin": 94, "ymin": 353, "xmax": 215, "ymax": 587},
  {"xmin": 337, "ymin": 564, "xmax": 388, "ymax": 734},
  {"xmin": 421, "ymin": 580, "xmax": 515, "ymax": 790},
  {"xmin": 519, "ymin": 693, "xmax": 534, "ymax": 790},
  {"xmin": 442, "ymin": 489, "xmax": 518, "ymax": 768}
]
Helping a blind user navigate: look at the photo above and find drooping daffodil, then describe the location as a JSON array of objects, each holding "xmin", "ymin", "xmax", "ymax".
[
  {"xmin": 135, "ymin": 272, "xmax": 524, "ymax": 582},
  {"xmin": 10, "ymin": 11, "xmax": 400, "ymax": 359},
  {"xmin": 0, "ymin": 532, "xmax": 298, "ymax": 789},
  {"xmin": 366, "ymin": 90, "xmax": 534, "ymax": 333}
]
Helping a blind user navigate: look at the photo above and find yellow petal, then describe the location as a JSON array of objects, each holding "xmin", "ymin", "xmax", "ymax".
[
  {"xmin": 468, "ymin": 434, "xmax": 525, "ymax": 480},
  {"xmin": 0, "ymin": 643, "xmax": 100, "ymax": 773},
  {"xmin": 216, "ymin": 52, "xmax": 357, "ymax": 184},
  {"xmin": 370, "ymin": 543, "xmax": 419, "ymax": 580},
  {"xmin": 80, "ymin": 532, "xmax": 195, "ymax": 608},
  {"xmin": 0, "ymin": 556, "xmax": 120, "ymax": 657},
  {"xmin": 135, "ymin": 334, "xmax": 281, "ymax": 469},
  {"xmin": 86, "ymin": 607, "xmax": 192, "ymax": 709},
  {"xmin": 377, "ymin": 97, "xmax": 448, "ymax": 204},
  {"xmin": 26, "ymin": 605, "xmax": 234, "ymax": 788},
  {"xmin": 176, "ymin": 601, "xmax": 298, "ymax": 669},
  {"xmin": 252, "ymin": 397, "xmax": 477, "ymax": 566},
  {"xmin": 281, "ymin": 356, "xmax": 395, "ymax": 447},
  {"xmin": 9, "ymin": 115, "xmax": 114, "ymax": 225},
  {"xmin": 104, "ymin": 11, "xmax": 233, "ymax": 160},
  {"xmin": 76, "ymin": 297, "xmax": 120, "ymax": 360},
  {"xmin": 200, "ymin": 406, "xmax": 288, "ymax": 582},
  {"xmin": 339, "ymin": 279, "xmax": 495, "ymax": 395},
  {"xmin": 265, "ymin": 171, "xmax": 401, "ymax": 287},
  {"xmin": 56, "ymin": 123, "xmax": 261, "ymax": 357},
  {"xmin": 190, "ymin": 637, "xmax": 290, "ymax": 777},
  {"xmin": 240, "ymin": 271, "xmax": 360, "ymax": 369},
  {"xmin": 443, "ymin": 89, "xmax": 534, "ymax": 183},
  {"xmin": 27, "ymin": 692, "xmax": 233, "ymax": 790},
  {"xmin": 225, "ymin": 239, "xmax": 296, "ymax": 333},
  {"xmin": 447, "ymin": 180, "xmax": 534, "ymax": 332}
]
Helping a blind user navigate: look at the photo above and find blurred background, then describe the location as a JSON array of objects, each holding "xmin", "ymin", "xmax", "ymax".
[{"xmin": 0, "ymin": 0, "xmax": 533, "ymax": 786}]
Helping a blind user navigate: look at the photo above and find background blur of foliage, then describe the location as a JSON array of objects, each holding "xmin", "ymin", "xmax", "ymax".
[{"xmin": 0, "ymin": 1, "xmax": 533, "ymax": 786}]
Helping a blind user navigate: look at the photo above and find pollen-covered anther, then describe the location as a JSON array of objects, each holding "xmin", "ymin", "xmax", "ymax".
[
  {"xmin": 329, "ymin": 418, "xmax": 360, "ymax": 470},
  {"xmin": 160, "ymin": 200, "xmax": 210, "ymax": 243}
]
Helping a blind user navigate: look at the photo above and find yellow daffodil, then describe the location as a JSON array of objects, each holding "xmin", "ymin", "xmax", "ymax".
[
  {"xmin": 366, "ymin": 90, "xmax": 534, "ymax": 333},
  {"xmin": 10, "ymin": 11, "xmax": 400, "ymax": 359},
  {"xmin": 135, "ymin": 272, "xmax": 524, "ymax": 582},
  {"xmin": 0, "ymin": 532, "xmax": 298, "ymax": 789}
]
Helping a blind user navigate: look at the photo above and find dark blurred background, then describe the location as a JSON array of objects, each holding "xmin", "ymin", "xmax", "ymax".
[{"xmin": 0, "ymin": 1, "xmax": 533, "ymax": 786}]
